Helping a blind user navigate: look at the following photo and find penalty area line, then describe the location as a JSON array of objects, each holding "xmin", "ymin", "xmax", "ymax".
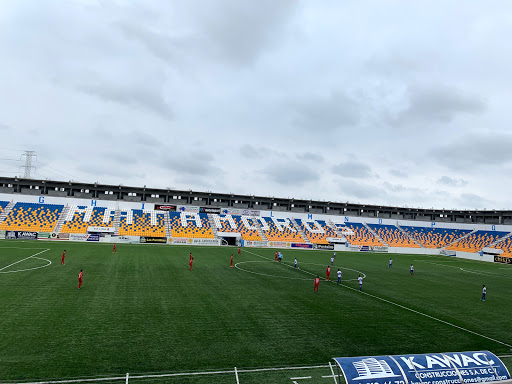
[
  {"xmin": 243, "ymin": 249, "xmax": 512, "ymax": 349},
  {"xmin": 0, "ymin": 248, "xmax": 50, "ymax": 272}
]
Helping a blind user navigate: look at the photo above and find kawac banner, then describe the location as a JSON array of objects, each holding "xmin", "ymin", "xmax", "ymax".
[{"xmin": 334, "ymin": 351, "xmax": 510, "ymax": 384}]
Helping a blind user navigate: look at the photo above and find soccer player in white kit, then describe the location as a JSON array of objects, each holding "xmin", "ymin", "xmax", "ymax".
[
  {"xmin": 337, "ymin": 269, "xmax": 342, "ymax": 284},
  {"xmin": 481, "ymin": 285, "xmax": 486, "ymax": 301},
  {"xmin": 410, "ymin": 264, "xmax": 414, "ymax": 276},
  {"xmin": 358, "ymin": 275, "xmax": 363, "ymax": 291}
]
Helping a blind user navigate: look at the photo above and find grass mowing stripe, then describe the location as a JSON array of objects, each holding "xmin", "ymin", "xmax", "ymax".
[{"xmin": 244, "ymin": 249, "xmax": 512, "ymax": 349}]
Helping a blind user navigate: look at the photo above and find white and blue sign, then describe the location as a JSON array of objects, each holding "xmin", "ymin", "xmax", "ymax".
[{"xmin": 334, "ymin": 351, "xmax": 510, "ymax": 384}]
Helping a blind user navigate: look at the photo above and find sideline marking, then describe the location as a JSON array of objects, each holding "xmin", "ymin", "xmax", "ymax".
[
  {"xmin": 0, "ymin": 364, "xmax": 330, "ymax": 384},
  {"xmin": 234, "ymin": 260, "xmax": 365, "ymax": 282},
  {"xmin": 0, "ymin": 249, "xmax": 50, "ymax": 272},
  {"xmin": 244, "ymin": 250, "xmax": 512, "ymax": 348}
]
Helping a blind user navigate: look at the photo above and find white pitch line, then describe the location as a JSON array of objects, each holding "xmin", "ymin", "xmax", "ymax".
[
  {"xmin": 0, "ymin": 365, "xmax": 332, "ymax": 384},
  {"xmin": 0, "ymin": 257, "xmax": 52, "ymax": 274},
  {"xmin": 329, "ymin": 361, "xmax": 338, "ymax": 384},
  {"xmin": 234, "ymin": 367, "xmax": 239, "ymax": 384},
  {"xmin": 290, "ymin": 376, "xmax": 311, "ymax": 380},
  {"xmin": 244, "ymin": 249, "xmax": 512, "ymax": 348},
  {"xmin": 0, "ymin": 249, "xmax": 50, "ymax": 271}
]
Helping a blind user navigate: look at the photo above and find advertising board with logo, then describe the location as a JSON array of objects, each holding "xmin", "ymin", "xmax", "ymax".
[
  {"xmin": 0, "ymin": 230, "xmax": 6, "ymax": 239},
  {"xmin": 38, "ymin": 232, "xmax": 52, "ymax": 239},
  {"xmin": 155, "ymin": 204, "xmax": 177, "ymax": 211},
  {"xmin": 191, "ymin": 238, "xmax": 220, "ymax": 246},
  {"xmin": 69, "ymin": 234, "xmax": 100, "ymax": 242},
  {"xmin": 87, "ymin": 226, "xmax": 115, "ymax": 233},
  {"xmin": 494, "ymin": 255, "xmax": 512, "ymax": 264},
  {"xmin": 291, "ymin": 243, "xmax": 313, "ymax": 249},
  {"xmin": 140, "ymin": 236, "xmax": 167, "ymax": 244},
  {"xmin": 177, "ymin": 206, "xmax": 200, "ymax": 213},
  {"xmin": 5, "ymin": 231, "xmax": 38, "ymax": 240},
  {"xmin": 112, "ymin": 235, "xmax": 140, "ymax": 244},
  {"xmin": 314, "ymin": 244, "xmax": 335, "ymax": 250},
  {"xmin": 199, "ymin": 207, "xmax": 221, "ymax": 214},
  {"xmin": 168, "ymin": 238, "xmax": 190, "ymax": 245},
  {"xmin": 243, "ymin": 240, "xmax": 269, "ymax": 248},
  {"xmin": 327, "ymin": 237, "xmax": 346, "ymax": 243},
  {"xmin": 440, "ymin": 250, "xmax": 457, "ymax": 257},
  {"xmin": 269, "ymin": 241, "xmax": 289, "ymax": 248},
  {"xmin": 50, "ymin": 233, "xmax": 70, "ymax": 240},
  {"xmin": 334, "ymin": 351, "xmax": 510, "ymax": 384}
]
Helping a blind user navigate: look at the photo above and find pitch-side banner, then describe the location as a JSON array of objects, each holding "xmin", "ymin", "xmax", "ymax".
[{"xmin": 334, "ymin": 351, "xmax": 510, "ymax": 384}]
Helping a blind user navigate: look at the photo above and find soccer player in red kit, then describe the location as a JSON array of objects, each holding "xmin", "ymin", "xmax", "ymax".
[
  {"xmin": 112, "ymin": 243, "xmax": 117, "ymax": 253},
  {"xmin": 230, "ymin": 254, "xmax": 234, "ymax": 267},
  {"xmin": 189, "ymin": 253, "xmax": 193, "ymax": 262},
  {"xmin": 189, "ymin": 256, "xmax": 194, "ymax": 271},
  {"xmin": 78, "ymin": 270, "xmax": 83, "ymax": 289},
  {"xmin": 238, "ymin": 247, "xmax": 241, "ymax": 256},
  {"xmin": 275, "ymin": 251, "xmax": 278, "ymax": 261},
  {"xmin": 326, "ymin": 266, "xmax": 331, "ymax": 281},
  {"xmin": 61, "ymin": 250, "xmax": 66, "ymax": 265},
  {"xmin": 314, "ymin": 276, "xmax": 320, "ymax": 292}
]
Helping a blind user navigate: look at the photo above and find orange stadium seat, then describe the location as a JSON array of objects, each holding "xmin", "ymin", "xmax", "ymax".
[
  {"xmin": 169, "ymin": 212, "xmax": 214, "ymax": 238},
  {"xmin": 61, "ymin": 206, "xmax": 114, "ymax": 234},
  {"xmin": 446, "ymin": 230, "xmax": 509, "ymax": 253},
  {"xmin": 366, "ymin": 223, "xmax": 419, "ymax": 248},
  {"xmin": 295, "ymin": 219, "xmax": 343, "ymax": 244},
  {"xmin": 212, "ymin": 214, "xmax": 262, "ymax": 241},
  {"xmin": 261, "ymin": 217, "xmax": 305, "ymax": 242},
  {"xmin": 342, "ymin": 222, "xmax": 384, "ymax": 246},
  {"xmin": 400, "ymin": 226, "xmax": 470, "ymax": 248},
  {"xmin": 118, "ymin": 209, "xmax": 166, "ymax": 237},
  {"xmin": 492, "ymin": 236, "xmax": 512, "ymax": 257},
  {"xmin": 0, "ymin": 202, "xmax": 63, "ymax": 232}
]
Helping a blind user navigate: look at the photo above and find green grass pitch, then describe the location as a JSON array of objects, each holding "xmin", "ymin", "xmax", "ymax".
[{"xmin": 0, "ymin": 240, "xmax": 511, "ymax": 383}]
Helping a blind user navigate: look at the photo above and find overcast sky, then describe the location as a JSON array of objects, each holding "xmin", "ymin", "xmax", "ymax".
[{"xmin": 1, "ymin": 0, "xmax": 511, "ymax": 210}]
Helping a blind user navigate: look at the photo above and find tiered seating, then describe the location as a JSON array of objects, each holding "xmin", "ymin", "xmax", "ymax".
[
  {"xmin": 341, "ymin": 222, "xmax": 384, "ymax": 246},
  {"xmin": 169, "ymin": 212, "xmax": 214, "ymax": 238},
  {"xmin": 0, "ymin": 202, "xmax": 63, "ymax": 232},
  {"xmin": 212, "ymin": 214, "xmax": 262, "ymax": 241},
  {"xmin": 295, "ymin": 219, "xmax": 342, "ymax": 244},
  {"xmin": 0, "ymin": 201, "xmax": 8, "ymax": 214},
  {"xmin": 401, "ymin": 226, "xmax": 471, "ymax": 248},
  {"xmin": 446, "ymin": 230, "xmax": 509, "ymax": 252},
  {"xmin": 261, "ymin": 217, "xmax": 305, "ymax": 242},
  {"xmin": 492, "ymin": 236, "xmax": 512, "ymax": 257},
  {"xmin": 118, "ymin": 210, "xmax": 166, "ymax": 237},
  {"xmin": 366, "ymin": 223, "xmax": 419, "ymax": 247},
  {"xmin": 61, "ymin": 206, "xmax": 114, "ymax": 234}
]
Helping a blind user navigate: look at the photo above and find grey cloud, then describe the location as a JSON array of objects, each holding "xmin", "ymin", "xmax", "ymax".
[
  {"xmin": 132, "ymin": 131, "xmax": 163, "ymax": 148},
  {"xmin": 339, "ymin": 181, "xmax": 387, "ymax": 200},
  {"xmin": 76, "ymin": 75, "xmax": 172, "ymax": 119},
  {"xmin": 0, "ymin": 123, "xmax": 8, "ymax": 131},
  {"xmin": 332, "ymin": 161, "xmax": 372, "ymax": 179},
  {"xmin": 394, "ymin": 85, "xmax": 485, "ymax": 126},
  {"xmin": 104, "ymin": 152, "xmax": 138, "ymax": 165},
  {"xmin": 240, "ymin": 144, "xmax": 263, "ymax": 159},
  {"xmin": 296, "ymin": 152, "xmax": 324, "ymax": 162},
  {"xmin": 163, "ymin": 152, "xmax": 222, "ymax": 177},
  {"xmin": 292, "ymin": 91, "xmax": 360, "ymax": 132},
  {"xmin": 458, "ymin": 193, "xmax": 488, "ymax": 209},
  {"xmin": 262, "ymin": 162, "xmax": 319, "ymax": 186},
  {"xmin": 389, "ymin": 169, "xmax": 408, "ymax": 178},
  {"xmin": 432, "ymin": 133, "xmax": 512, "ymax": 170},
  {"xmin": 437, "ymin": 176, "xmax": 468, "ymax": 187},
  {"xmin": 190, "ymin": 0, "xmax": 298, "ymax": 65},
  {"xmin": 116, "ymin": 21, "xmax": 187, "ymax": 65}
]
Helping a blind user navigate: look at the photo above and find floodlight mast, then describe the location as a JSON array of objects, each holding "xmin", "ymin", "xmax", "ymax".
[{"xmin": 20, "ymin": 150, "xmax": 36, "ymax": 179}]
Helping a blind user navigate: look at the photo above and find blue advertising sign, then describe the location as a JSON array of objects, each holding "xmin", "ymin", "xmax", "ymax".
[{"xmin": 334, "ymin": 351, "xmax": 510, "ymax": 384}]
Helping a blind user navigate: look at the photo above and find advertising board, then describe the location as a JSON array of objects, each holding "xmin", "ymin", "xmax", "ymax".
[
  {"xmin": 38, "ymin": 232, "xmax": 52, "ymax": 239},
  {"xmin": 314, "ymin": 244, "xmax": 334, "ymax": 250},
  {"xmin": 199, "ymin": 207, "xmax": 221, "ymax": 214},
  {"xmin": 0, "ymin": 230, "xmax": 4, "ymax": 239},
  {"xmin": 5, "ymin": 231, "xmax": 38, "ymax": 240},
  {"xmin": 334, "ymin": 351, "xmax": 510, "ymax": 384},
  {"xmin": 69, "ymin": 234, "xmax": 100, "ymax": 242},
  {"xmin": 140, "ymin": 236, "xmax": 167, "ymax": 244},
  {"xmin": 291, "ymin": 243, "xmax": 313, "ymax": 249},
  {"xmin": 244, "ymin": 240, "xmax": 269, "ymax": 248},
  {"xmin": 50, "ymin": 233, "xmax": 70, "ymax": 240},
  {"xmin": 494, "ymin": 255, "xmax": 512, "ymax": 264},
  {"xmin": 87, "ymin": 226, "xmax": 114, "ymax": 233},
  {"xmin": 269, "ymin": 241, "xmax": 289, "ymax": 248},
  {"xmin": 112, "ymin": 235, "xmax": 140, "ymax": 244},
  {"xmin": 155, "ymin": 204, "xmax": 177, "ymax": 211}
]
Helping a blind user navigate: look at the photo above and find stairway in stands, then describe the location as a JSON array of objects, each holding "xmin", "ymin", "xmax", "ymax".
[
  {"xmin": 0, "ymin": 201, "xmax": 15, "ymax": 225},
  {"xmin": 363, "ymin": 223, "xmax": 388, "ymax": 246},
  {"xmin": 207, "ymin": 213, "xmax": 219, "ymax": 238},
  {"xmin": 396, "ymin": 222, "xmax": 424, "ymax": 248},
  {"xmin": 290, "ymin": 217, "xmax": 311, "ymax": 244},
  {"xmin": 53, "ymin": 205, "xmax": 71, "ymax": 233}
]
